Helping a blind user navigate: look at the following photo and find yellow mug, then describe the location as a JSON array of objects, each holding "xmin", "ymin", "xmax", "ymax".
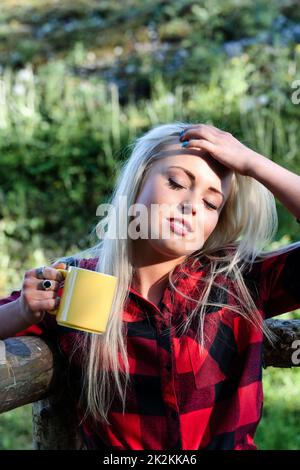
[{"xmin": 49, "ymin": 266, "xmax": 118, "ymax": 334}]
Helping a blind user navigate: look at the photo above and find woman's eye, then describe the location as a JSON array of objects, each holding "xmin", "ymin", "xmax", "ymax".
[
  {"xmin": 204, "ymin": 200, "xmax": 218, "ymax": 211},
  {"xmin": 167, "ymin": 178, "xmax": 218, "ymax": 210},
  {"xmin": 167, "ymin": 178, "xmax": 185, "ymax": 190}
]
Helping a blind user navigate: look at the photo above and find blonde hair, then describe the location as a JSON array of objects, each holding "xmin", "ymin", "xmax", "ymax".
[{"xmin": 54, "ymin": 122, "xmax": 296, "ymax": 426}]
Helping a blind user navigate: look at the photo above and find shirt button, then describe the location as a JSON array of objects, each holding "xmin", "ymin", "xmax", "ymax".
[
  {"xmin": 165, "ymin": 363, "xmax": 172, "ymax": 371},
  {"xmin": 171, "ymin": 410, "xmax": 178, "ymax": 420}
]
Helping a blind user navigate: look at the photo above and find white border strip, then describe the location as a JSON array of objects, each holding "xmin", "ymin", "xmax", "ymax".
[
  {"xmin": 0, "ymin": 340, "xmax": 6, "ymax": 364},
  {"xmin": 60, "ymin": 269, "xmax": 77, "ymax": 322}
]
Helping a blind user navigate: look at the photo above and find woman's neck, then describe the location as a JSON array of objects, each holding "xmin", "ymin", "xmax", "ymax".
[{"xmin": 131, "ymin": 241, "xmax": 185, "ymax": 305}]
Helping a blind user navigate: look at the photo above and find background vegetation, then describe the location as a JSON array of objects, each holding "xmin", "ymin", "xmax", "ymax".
[{"xmin": 0, "ymin": 0, "xmax": 299, "ymax": 449}]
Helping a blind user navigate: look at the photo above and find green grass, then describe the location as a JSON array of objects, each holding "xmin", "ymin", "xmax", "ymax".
[
  {"xmin": 0, "ymin": 404, "xmax": 33, "ymax": 450},
  {"xmin": 256, "ymin": 367, "xmax": 300, "ymax": 450}
]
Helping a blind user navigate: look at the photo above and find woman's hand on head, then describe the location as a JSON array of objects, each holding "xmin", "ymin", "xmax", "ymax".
[
  {"xmin": 179, "ymin": 124, "xmax": 259, "ymax": 176},
  {"xmin": 18, "ymin": 262, "xmax": 66, "ymax": 325}
]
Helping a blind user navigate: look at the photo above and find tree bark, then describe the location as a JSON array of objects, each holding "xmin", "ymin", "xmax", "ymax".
[
  {"xmin": 32, "ymin": 396, "xmax": 85, "ymax": 450},
  {"xmin": 0, "ymin": 336, "xmax": 57, "ymax": 413},
  {"xmin": 263, "ymin": 318, "xmax": 300, "ymax": 368}
]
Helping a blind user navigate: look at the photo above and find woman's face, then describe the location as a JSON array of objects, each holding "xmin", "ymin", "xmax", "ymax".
[{"xmin": 133, "ymin": 143, "xmax": 233, "ymax": 260}]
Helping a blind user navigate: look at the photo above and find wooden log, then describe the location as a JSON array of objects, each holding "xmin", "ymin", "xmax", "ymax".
[
  {"xmin": 32, "ymin": 396, "xmax": 84, "ymax": 450},
  {"xmin": 0, "ymin": 336, "xmax": 83, "ymax": 449},
  {"xmin": 263, "ymin": 318, "xmax": 300, "ymax": 368},
  {"xmin": 0, "ymin": 336, "xmax": 58, "ymax": 413}
]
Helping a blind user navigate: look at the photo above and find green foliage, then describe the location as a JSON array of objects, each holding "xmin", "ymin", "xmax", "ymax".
[
  {"xmin": 256, "ymin": 367, "xmax": 300, "ymax": 449},
  {"xmin": 0, "ymin": 405, "xmax": 33, "ymax": 450}
]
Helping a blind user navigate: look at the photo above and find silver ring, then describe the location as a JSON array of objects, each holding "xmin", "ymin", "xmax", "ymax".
[
  {"xmin": 42, "ymin": 279, "xmax": 53, "ymax": 291},
  {"xmin": 36, "ymin": 266, "xmax": 46, "ymax": 280}
]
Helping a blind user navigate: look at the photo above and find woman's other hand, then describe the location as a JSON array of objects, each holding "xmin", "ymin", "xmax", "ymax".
[
  {"xmin": 180, "ymin": 124, "xmax": 260, "ymax": 176},
  {"xmin": 18, "ymin": 262, "xmax": 66, "ymax": 325}
]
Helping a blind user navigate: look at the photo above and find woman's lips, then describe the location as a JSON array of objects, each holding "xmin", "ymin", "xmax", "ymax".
[{"xmin": 168, "ymin": 217, "xmax": 192, "ymax": 235}]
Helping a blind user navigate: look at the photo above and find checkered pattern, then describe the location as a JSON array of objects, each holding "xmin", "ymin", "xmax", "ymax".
[{"xmin": 1, "ymin": 245, "xmax": 300, "ymax": 450}]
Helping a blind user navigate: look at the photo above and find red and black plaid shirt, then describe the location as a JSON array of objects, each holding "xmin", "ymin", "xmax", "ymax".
[{"xmin": 1, "ymin": 246, "xmax": 300, "ymax": 450}]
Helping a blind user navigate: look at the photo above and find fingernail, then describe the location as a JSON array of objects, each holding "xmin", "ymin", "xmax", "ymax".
[
  {"xmin": 181, "ymin": 141, "xmax": 189, "ymax": 147},
  {"xmin": 179, "ymin": 130, "xmax": 185, "ymax": 137}
]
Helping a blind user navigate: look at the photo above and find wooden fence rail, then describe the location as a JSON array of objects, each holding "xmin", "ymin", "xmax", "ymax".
[{"xmin": 1, "ymin": 318, "xmax": 300, "ymax": 449}]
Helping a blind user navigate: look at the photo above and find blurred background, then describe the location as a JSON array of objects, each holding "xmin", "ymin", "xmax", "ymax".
[{"xmin": 0, "ymin": 0, "xmax": 300, "ymax": 450}]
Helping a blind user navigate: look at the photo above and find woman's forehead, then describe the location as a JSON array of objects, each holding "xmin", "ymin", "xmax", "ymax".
[{"xmin": 153, "ymin": 144, "xmax": 232, "ymax": 180}]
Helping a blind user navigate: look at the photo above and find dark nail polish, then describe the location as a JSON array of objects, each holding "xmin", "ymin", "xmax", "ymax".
[{"xmin": 181, "ymin": 141, "xmax": 189, "ymax": 147}]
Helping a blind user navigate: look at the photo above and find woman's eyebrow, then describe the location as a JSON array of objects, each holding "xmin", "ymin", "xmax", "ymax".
[{"xmin": 168, "ymin": 165, "xmax": 225, "ymax": 201}]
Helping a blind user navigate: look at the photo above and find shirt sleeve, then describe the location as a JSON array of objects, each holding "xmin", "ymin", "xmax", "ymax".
[
  {"xmin": 0, "ymin": 288, "xmax": 51, "ymax": 337},
  {"xmin": 0, "ymin": 256, "xmax": 96, "ymax": 338},
  {"xmin": 244, "ymin": 243, "xmax": 300, "ymax": 319}
]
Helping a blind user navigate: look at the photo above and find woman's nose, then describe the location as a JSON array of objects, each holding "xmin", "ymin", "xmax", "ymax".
[{"xmin": 181, "ymin": 201, "xmax": 196, "ymax": 215}]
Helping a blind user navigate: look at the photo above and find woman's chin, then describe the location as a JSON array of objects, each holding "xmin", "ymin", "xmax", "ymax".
[{"xmin": 148, "ymin": 237, "xmax": 203, "ymax": 259}]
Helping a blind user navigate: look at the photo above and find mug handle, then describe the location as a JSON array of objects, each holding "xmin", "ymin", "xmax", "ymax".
[{"xmin": 48, "ymin": 268, "xmax": 68, "ymax": 316}]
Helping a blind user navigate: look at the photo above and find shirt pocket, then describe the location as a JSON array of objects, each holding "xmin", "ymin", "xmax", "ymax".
[{"xmin": 187, "ymin": 337, "xmax": 226, "ymax": 390}]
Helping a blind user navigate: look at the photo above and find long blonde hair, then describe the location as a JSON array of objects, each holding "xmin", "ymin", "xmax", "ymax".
[{"xmin": 54, "ymin": 122, "xmax": 296, "ymax": 426}]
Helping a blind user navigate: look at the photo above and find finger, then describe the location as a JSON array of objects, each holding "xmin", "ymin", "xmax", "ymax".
[
  {"xmin": 32, "ymin": 290, "xmax": 58, "ymax": 300},
  {"xmin": 182, "ymin": 138, "xmax": 215, "ymax": 154},
  {"xmin": 35, "ymin": 279, "xmax": 61, "ymax": 291},
  {"xmin": 39, "ymin": 266, "xmax": 65, "ymax": 282},
  {"xmin": 24, "ymin": 276, "xmax": 61, "ymax": 291},
  {"xmin": 51, "ymin": 262, "xmax": 67, "ymax": 269},
  {"xmin": 30, "ymin": 297, "xmax": 61, "ymax": 313},
  {"xmin": 180, "ymin": 124, "xmax": 218, "ymax": 143},
  {"xmin": 198, "ymin": 123, "xmax": 225, "ymax": 134}
]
